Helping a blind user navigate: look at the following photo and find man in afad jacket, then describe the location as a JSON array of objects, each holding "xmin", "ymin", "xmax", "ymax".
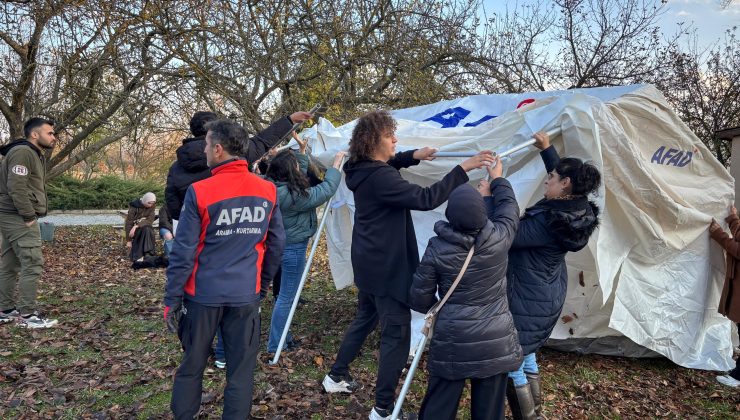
[
  {"xmin": 164, "ymin": 119, "xmax": 286, "ymax": 419},
  {"xmin": 0, "ymin": 117, "xmax": 58, "ymax": 329}
]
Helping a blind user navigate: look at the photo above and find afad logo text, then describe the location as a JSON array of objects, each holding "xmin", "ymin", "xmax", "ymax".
[{"xmin": 650, "ymin": 146, "xmax": 694, "ymax": 167}]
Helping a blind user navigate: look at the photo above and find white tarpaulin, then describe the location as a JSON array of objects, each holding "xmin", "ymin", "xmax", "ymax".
[{"xmin": 302, "ymin": 84, "xmax": 735, "ymax": 371}]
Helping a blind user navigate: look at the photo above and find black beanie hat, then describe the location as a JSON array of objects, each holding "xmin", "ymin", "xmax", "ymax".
[
  {"xmin": 445, "ymin": 183, "xmax": 487, "ymax": 234},
  {"xmin": 190, "ymin": 111, "xmax": 219, "ymax": 137}
]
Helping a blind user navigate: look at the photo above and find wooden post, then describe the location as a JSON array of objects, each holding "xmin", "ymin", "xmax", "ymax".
[{"xmin": 716, "ymin": 127, "xmax": 740, "ymax": 201}]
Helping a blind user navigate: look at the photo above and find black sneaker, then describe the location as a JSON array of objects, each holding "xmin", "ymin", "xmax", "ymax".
[
  {"xmin": 322, "ymin": 373, "xmax": 360, "ymax": 393},
  {"xmin": 0, "ymin": 308, "xmax": 19, "ymax": 324},
  {"xmin": 18, "ymin": 311, "xmax": 58, "ymax": 329}
]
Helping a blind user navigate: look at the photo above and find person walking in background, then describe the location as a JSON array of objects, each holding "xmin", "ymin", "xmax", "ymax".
[
  {"xmin": 264, "ymin": 132, "xmax": 345, "ymax": 354},
  {"xmin": 164, "ymin": 119, "xmax": 285, "ymax": 418},
  {"xmin": 410, "ymin": 157, "xmax": 523, "ymax": 420},
  {"xmin": 504, "ymin": 131, "xmax": 601, "ymax": 419},
  {"xmin": 0, "ymin": 117, "xmax": 58, "ymax": 329},
  {"xmin": 321, "ymin": 110, "xmax": 495, "ymax": 420},
  {"xmin": 125, "ymin": 192, "xmax": 157, "ymax": 262},
  {"xmin": 709, "ymin": 206, "xmax": 740, "ymax": 388}
]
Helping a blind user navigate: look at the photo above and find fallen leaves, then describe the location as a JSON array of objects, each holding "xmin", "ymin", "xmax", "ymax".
[{"xmin": 0, "ymin": 226, "xmax": 739, "ymax": 419}]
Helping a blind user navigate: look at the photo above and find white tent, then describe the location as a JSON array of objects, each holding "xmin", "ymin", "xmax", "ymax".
[{"xmin": 302, "ymin": 84, "xmax": 735, "ymax": 371}]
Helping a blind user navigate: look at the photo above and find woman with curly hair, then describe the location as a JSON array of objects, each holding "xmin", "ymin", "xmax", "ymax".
[{"xmin": 321, "ymin": 110, "xmax": 495, "ymax": 420}]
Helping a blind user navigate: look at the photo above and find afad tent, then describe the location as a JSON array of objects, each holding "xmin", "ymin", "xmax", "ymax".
[{"xmin": 303, "ymin": 84, "xmax": 735, "ymax": 371}]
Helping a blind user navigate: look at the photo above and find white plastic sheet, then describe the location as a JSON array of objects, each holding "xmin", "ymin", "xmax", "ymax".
[{"xmin": 304, "ymin": 84, "xmax": 735, "ymax": 371}]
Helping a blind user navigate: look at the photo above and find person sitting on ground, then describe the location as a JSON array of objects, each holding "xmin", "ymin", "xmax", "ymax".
[
  {"xmin": 125, "ymin": 192, "xmax": 157, "ymax": 262},
  {"xmin": 264, "ymin": 133, "xmax": 345, "ymax": 354},
  {"xmin": 709, "ymin": 206, "xmax": 740, "ymax": 388},
  {"xmin": 159, "ymin": 203, "xmax": 174, "ymax": 258},
  {"xmin": 410, "ymin": 158, "xmax": 523, "ymax": 420},
  {"xmin": 504, "ymin": 131, "xmax": 601, "ymax": 420}
]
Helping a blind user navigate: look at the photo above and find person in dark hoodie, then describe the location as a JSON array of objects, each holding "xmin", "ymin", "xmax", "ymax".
[
  {"xmin": 321, "ymin": 110, "xmax": 495, "ymax": 420},
  {"xmin": 410, "ymin": 160, "xmax": 523, "ymax": 420},
  {"xmin": 165, "ymin": 110, "xmax": 313, "ymax": 230},
  {"xmin": 499, "ymin": 131, "xmax": 601, "ymax": 420},
  {"xmin": 0, "ymin": 117, "xmax": 58, "ymax": 329},
  {"xmin": 125, "ymin": 192, "xmax": 157, "ymax": 262}
]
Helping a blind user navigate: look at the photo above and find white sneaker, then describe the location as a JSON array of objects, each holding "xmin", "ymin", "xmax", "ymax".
[
  {"xmin": 0, "ymin": 309, "xmax": 19, "ymax": 324},
  {"xmin": 322, "ymin": 373, "xmax": 360, "ymax": 393},
  {"xmin": 369, "ymin": 406, "xmax": 417, "ymax": 420},
  {"xmin": 716, "ymin": 374, "xmax": 740, "ymax": 388},
  {"xmin": 18, "ymin": 312, "xmax": 58, "ymax": 329}
]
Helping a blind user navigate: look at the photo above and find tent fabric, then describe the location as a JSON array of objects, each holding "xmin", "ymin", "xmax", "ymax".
[{"xmin": 303, "ymin": 84, "xmax": 734, "ymax": 371}]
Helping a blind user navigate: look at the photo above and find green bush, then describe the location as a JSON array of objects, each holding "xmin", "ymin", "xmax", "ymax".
[{"xmin": 47, "ymin": 176, "xmax": 165, "ymax": 210}]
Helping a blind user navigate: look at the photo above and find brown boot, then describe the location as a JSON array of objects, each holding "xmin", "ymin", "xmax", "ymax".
[
  {"xmin": 506, "ymin": 377, "xmax": 536, "ymax": 420},
  {"xmin": 525, "ymin": 372, "xmax": 546, "ymax": 419}
]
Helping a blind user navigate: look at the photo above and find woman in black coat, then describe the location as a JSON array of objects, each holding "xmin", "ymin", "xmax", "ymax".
[
  {"xmin": 321, "ymin": 110, "xmax": 495, "ymax": 420},
  {"xmin": 500, "ymin": 132, "xmax": 601, "ymax": 419},
  {"xmin": 410, "ymin": 158, "xmax": 523, "ymax": 420}
]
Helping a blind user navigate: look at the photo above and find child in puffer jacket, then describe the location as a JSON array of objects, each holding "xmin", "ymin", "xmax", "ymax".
[{"xmin": 410, "ymin": 157, "xmax": 523, "ymax": 420}]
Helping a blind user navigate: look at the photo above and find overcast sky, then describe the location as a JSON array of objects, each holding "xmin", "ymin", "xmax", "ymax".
[{"xmin": 481, "ymin": 0, "xmax": 739, "ymax": 50}]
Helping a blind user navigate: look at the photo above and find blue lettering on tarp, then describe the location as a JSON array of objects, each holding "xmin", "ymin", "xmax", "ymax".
[
  {"xmin": 651, "ymin": 146, "xmax": 693, "ymax": 167},
  {"xmin": 464, "ymin": 115, "xmax": 497, "ymax": 127},
  {"xmin": 424, "ymin": 107, "xmax": 471, "ymax": 128}
]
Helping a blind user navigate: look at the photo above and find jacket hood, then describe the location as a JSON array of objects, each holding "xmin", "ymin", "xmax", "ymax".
[
  {"xmin": 343, "ymin": 159, "xmax": 386, "ymax": 191},
  {"xmin": 434, "ymin": 219, "xmax": 496, "ymax": 250},
  {"xmin": 527, "ymin": 196, "xmax": 600, "ymax": 252},
  {"xmin": 129, "ymin": 198, "xmax": 145, "ymax": 208},
  {"xmin": 0, "ymin": 139, "xmax": 42, "ymax": 157},
  {"xmin": 176, "ymin": 136, "xmax": 208, "ymax": 172}
]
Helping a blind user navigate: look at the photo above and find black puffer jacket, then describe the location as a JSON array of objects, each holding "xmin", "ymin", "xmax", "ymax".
[
  {"xmin": 410, "ymin": 178, "xmax": 523, "ymax": 380},
  {"xmin": 165, "ymin": 116, "xmax": 294, "ymax": 220},
  {"xmin": 505, "ymin": 146, "xmax": 600, "ymax": 355}
]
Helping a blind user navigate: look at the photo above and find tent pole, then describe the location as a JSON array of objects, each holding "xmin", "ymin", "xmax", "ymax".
[
  {"xmin": 391, "ymin": 333, "xmax": 429, "ymax": 420},
  {"xmin": 431, "ymin": 128, "xmax": 561, "ymax": 158}
]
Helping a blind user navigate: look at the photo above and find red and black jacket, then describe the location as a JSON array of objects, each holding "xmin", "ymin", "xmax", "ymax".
[{"xmin": 165, "ymin": 159, "xmax": 285, "ymax": 306}]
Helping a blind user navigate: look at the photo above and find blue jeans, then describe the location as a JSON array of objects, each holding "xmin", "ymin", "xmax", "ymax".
[
  {"xmin": 214, "ymin": 328, "xmax": 225, "ymax": 360},
  {"xmin": 159, "ymin": 227, "xmax": 173, "ymax": 257},
  {"xmin": 508, "ymin": 352, "xmax": 538, "ymax": 386},
  {"xmin": 267, "ymin": 240, "xmax": 308, "ymax": 352}
]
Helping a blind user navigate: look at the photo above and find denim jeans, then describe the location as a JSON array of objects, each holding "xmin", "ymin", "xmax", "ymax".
[
  {"xmin": 508, "ymin": 352, "xmax": 539, "ymax": 386},
  {"xmin": 159, "ymin": 227, "xmax": 173, "ymax": 257},
  {"xmin": 267, "ymin": 240, "xmax": 308, "ymax": 352},
  {"xmin": 215, "ymin": 328, "xmax": 225, "ymax": 360}
]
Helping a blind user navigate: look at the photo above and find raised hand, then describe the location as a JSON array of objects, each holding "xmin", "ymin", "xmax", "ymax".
[
  {"xmin": 533, "ymin": 131, "xmax": 550, "ymax": 150},
  {"xmin": 459, "ymin": 150, "xmax": 495, "ymax": 172},
  {"xmin": 413, "ymin": 147, "xmax": 438, "ymax": 161}
]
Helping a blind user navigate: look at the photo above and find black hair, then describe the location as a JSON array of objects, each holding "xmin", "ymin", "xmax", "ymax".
[
  {"xmin": 556, "ymin": 158, "xmax": 601, "ymax": 196},
  {"xmin": 204, "ymin": 119, "xmax": 247, "ymax": 157},
  {"xmin": 24, "ymin": 117, "xmax": 54, "ymax": 139},
  {"xmin": 349, "ymin": 110, "xmax": 397, "ymax": 162},
  {"xmin": 265, "ymin": 150, "xmax": 310, "ymax": 198},
  {"xmin": 190, "ymin": 111, "xmax": 218, "ymax": 137}
]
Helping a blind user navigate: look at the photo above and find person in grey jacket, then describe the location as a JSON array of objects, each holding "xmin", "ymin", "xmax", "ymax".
[
  {"xmin": 410, "ymin": 158, "xmax": 523, "ymax": 420},
  {"xmin": 265, "ymin": 135, "xmax": 345, "ymax": 353},
  {"xmin": 503, "ymin": 131, "xmax": 601, "ymax": 419}
]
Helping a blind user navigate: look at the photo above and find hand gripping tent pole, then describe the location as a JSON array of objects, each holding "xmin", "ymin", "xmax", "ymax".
[
  {"xmin": 270, "ymin": 156, "xmax": 345, "ymax": 365},
  {"xmin": 390, "ymin": 128, "xmax": 560, "ymax": 420}
]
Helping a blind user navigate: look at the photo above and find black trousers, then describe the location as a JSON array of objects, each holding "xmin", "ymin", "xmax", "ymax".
[
  {"xmin": 130, "ymin": 225, "xmax": 156, "ymax": 261},
  {"xmin": 171, "ymin": 300, "xmax": 260, "ymax": 419},
  {"xmin": 330, "ymin": 291, "xmax": 410, "ymax": 409},
  {"xmin": 418, "ymin": 374, "xmax": 508, "ymax": 420}
]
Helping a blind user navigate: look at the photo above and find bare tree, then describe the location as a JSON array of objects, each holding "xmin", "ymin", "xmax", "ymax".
[{"xmin": 0, "ymin": 0, "xmax": 178, "ymax": 178}]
